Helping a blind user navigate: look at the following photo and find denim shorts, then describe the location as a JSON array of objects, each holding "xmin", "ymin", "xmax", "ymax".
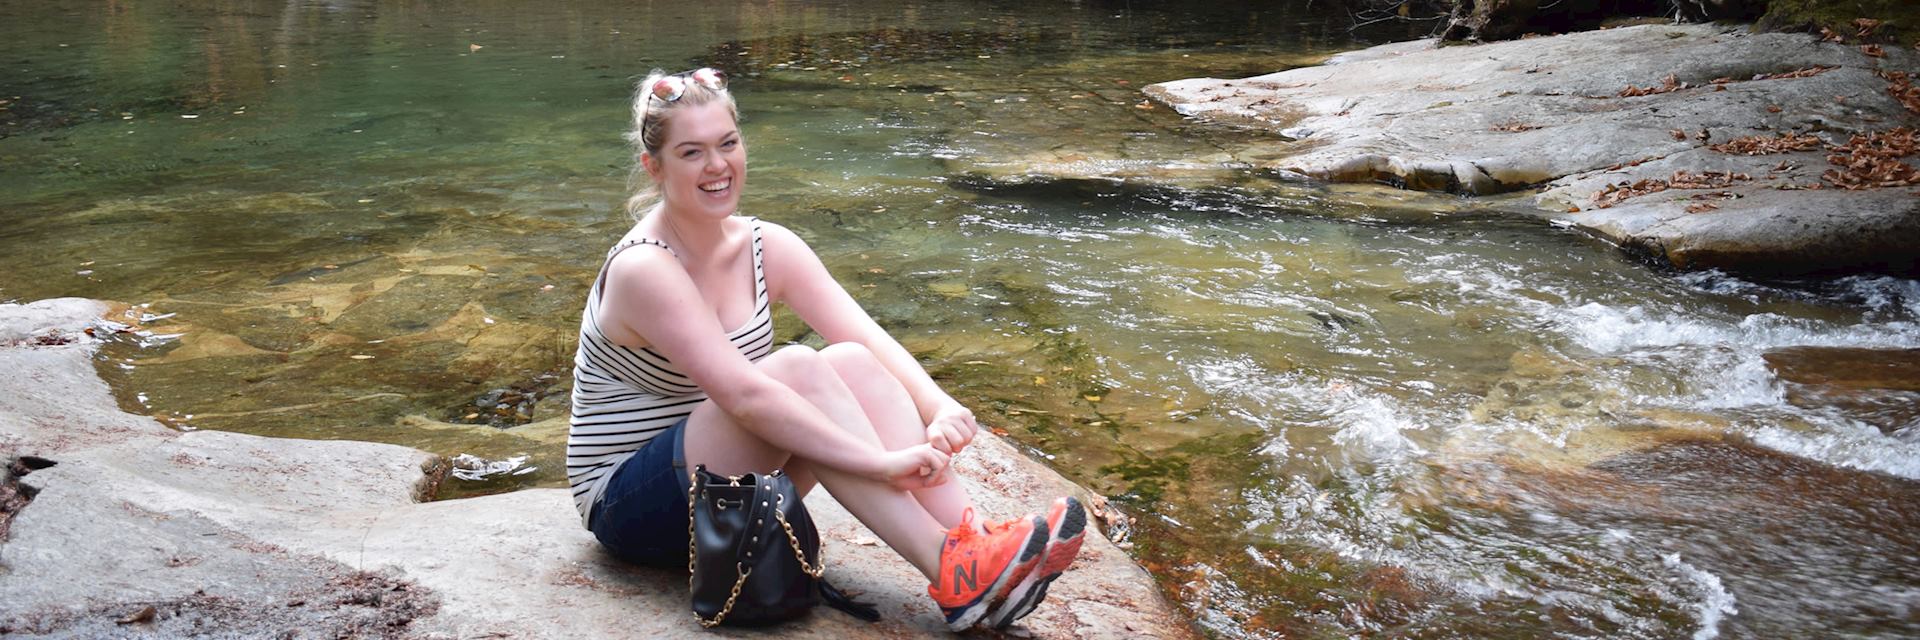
[{"xmin": 588, "ymin": 416, "xmax": 693, "ymax": 568}]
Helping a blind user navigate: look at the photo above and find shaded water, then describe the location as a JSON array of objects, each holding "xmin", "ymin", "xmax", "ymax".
[{"xmin": 5, "ymin": 1, "xmax": 1919, "ymax": 637}]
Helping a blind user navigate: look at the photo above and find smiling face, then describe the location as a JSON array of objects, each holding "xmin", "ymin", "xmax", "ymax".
[{"xmin": 643, "ymin": 101, "xmax": 744, "ymax": 221}]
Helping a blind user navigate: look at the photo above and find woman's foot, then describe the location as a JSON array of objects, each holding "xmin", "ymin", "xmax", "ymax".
[
  {"xmin": 926, "ymin": 509, "xmax": 1049, "ymax": 630},
  {"xmin": 985, "ymin": 496, "xmax": 1088, "ymax": 629}
]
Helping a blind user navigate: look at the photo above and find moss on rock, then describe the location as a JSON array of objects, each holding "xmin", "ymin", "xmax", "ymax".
[{"xmin": 1757, "ymin": 0, "xmax": 1920, "ymax": 43}]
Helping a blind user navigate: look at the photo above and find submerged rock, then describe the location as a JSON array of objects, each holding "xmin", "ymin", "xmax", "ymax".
[
  {"xmin": 1437, "ymin": 435, "xmax": 1920, "ymax": 638},
  {"xmin": 1765, "ymin": 346, "xmax": 1920, "ymax": 435},
  {"xmin": 1146, "ymin": 24, "xmax": 1920, "ymax": 275}
]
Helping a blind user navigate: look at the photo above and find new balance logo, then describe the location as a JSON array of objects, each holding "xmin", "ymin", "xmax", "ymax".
[{"xmin": 952, "ymin": 559, "xmax": 979, "ymax": 592}]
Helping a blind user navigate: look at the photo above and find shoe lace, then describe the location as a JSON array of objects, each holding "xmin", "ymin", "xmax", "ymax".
[{"xmin": 949, "ymin": 508, "xmax": 981, "ymax": 544}]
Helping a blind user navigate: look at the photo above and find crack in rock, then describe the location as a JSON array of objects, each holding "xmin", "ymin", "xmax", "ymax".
[{"xmin": 1, "ymin": 456, "xmax": 57, "ymax": 544}]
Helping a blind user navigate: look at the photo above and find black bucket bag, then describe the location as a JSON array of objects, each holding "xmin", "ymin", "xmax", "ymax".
[{"xmin": 687, "ymin": 465, "xmax": 878, "ymax": 628}]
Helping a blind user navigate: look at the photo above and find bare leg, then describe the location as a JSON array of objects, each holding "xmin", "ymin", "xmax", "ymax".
[
  {"xmin": 816, "ymin": 342, "xmax": 978, "ymax": 529},
  {"xmin": 682, "ymin": 345, "xmax": 947, "ymax": 580}
]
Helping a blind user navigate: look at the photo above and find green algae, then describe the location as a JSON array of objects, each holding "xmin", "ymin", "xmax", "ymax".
[{"xmin": 1759, "ymin": 0, "xmax": 1920, "ymax": 43}]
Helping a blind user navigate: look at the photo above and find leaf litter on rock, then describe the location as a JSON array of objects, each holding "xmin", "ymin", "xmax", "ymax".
[
  {"xmin": 1757, "ymin": 66, "xmax": 1834, "ymax": 81},
  {"xmin": 1822, "ymin": 127, "xmax": 1920, "ymax": 189},
  {"xmin": 1710, "ymin": 132, "xmax": 1823, "ymax": 155},
  {"xmin": 1881, "ymin": 71, "xmax": 1920, "ymax": 114},
  {"xmin": 1590, "ymin": 170, "xmax": 1753, "ymax": 209}
]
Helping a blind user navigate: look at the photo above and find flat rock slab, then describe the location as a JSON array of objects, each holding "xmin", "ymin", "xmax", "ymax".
[
  {"xmin": 1147, "ymin": 24, "xmax": 1920, "ymax": 275},
  {"xmin": 0, "ymin": 299, "xmax": 1193, "ymax": 639}
]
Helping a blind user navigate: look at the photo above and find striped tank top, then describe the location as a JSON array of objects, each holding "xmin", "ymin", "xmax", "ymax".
[{"xmin": 567, "ymin": 218, "xmax": 774, "ymax": 527}]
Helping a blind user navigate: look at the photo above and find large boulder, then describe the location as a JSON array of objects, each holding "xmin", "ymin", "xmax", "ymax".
[
  {"xmin": 0, "ymin": 299, "xmax": 1194, "ymax": 639},
  {"xmin": 1146, "ymin": 24, "xmax": 1920, "ymax": 275}
]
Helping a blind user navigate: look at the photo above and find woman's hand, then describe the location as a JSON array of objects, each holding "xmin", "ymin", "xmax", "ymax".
[
  {"xmin": 879, "ymin": 444, "xmax": 951, "ymax": 490},
  {"xmin": 925, "ymin": 402, "xmax": 979, "ymax": 455}
]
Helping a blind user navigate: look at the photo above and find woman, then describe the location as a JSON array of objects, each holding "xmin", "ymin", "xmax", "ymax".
[{"xmin": 567, "ymin": 67, "xmax": 1085, "ymax": 631}]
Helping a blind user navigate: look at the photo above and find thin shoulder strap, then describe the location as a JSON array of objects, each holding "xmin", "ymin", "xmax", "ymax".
[
  {"xmin": 609, "ymin": 237, "xmax": 675, "ymax": 260},
  {"xmin": 748, "ymin": 218, "xmax": 767, "ymax": 302}
]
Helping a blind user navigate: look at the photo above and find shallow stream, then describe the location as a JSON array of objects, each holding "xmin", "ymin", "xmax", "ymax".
[{"xmin": 4, "ymin": 1, "xmax": 1918, "ymax": 637}]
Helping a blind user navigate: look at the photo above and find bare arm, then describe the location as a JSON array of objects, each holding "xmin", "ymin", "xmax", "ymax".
[
  {"xmin": 600, "ymin": 243, "xmax": 945, "ymax": 485},
  {"xmin": 759, "ymin": 223, "xmax": 980, "ymax": 452}
]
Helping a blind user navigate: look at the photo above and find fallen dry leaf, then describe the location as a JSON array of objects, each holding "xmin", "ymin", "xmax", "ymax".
[
  {"xmin": 1863, "ymin": 44, "xmax": 1886, "ymax": 58},
  {"xmin": 1855, "ymin": 18, "xmax": 1883, "ymax": 39},
  {"xmin": 1710, "ymin": 132, "xmax": 1823, "ymax": 155},
  {"xmin": 1881, "ymin": 70, "xmax": 1920, "ymax": 114},
  {"xmin": 1821, "ymin": 127, "xmax": 1920, "ymax": 189},
  {"xmin": 116, "ymin": 605, "xmax": 156, "ymax": 625},
  {"xmin": 1621, "ymin": 73, "xmax": 1686, "ymax": 97},
  {"xmin": 1758, "ymin": 66, "xmax": 1834, "ymax": 81},
  {"xmin": 1590, "ymin": 170, "xmax": 1754, "ymax": 208}
]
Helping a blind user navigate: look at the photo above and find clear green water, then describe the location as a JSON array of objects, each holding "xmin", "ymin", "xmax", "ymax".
[{"xmin": 6, "ymin": 1, "xmax": 1920, "ymax": 638}]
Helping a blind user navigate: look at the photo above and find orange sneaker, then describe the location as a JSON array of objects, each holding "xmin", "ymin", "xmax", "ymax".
[
  {"xmin": 927, "ymin": 509, "xmax": 1048, "ymax": 630},
  {"xmin": 986, "ymin": 496, "xmax": 1088, "ymax": 629}
]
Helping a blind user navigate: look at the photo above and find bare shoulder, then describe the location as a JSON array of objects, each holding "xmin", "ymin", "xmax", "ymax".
[
  {"xmin": 754, "ymin": 220, "xmax": 832, "ymax": 295},
  {"xmin": 597, "ymin": 240, "xmax": 687, "ymax": 346},
  {"xmin": 604, "ymin": 238, "xmax": 682, "ymax": 284},
  {"xmin": 754, "ymin": 219, "xmax": 812, "ymax": 256}
]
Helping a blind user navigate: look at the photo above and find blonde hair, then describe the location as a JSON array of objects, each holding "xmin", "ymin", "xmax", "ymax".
[{"xmin": 623, "ymin": 68, "xmax": 740, "ymax": 220}]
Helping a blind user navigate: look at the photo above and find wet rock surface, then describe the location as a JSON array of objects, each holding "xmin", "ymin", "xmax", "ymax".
[
  {"xmin": 0, "ymin": 298, "xmax": 1194, "ymax": 639},
  {"xmin": 1145, "ymin": 24, "xmax": 1920, "ymax": 275},
  {"xmin": 1439, "ymin": 436, "xmax": 1920, "ymax": 638},
  {"xmin": 1765, "ymin": 346, "xmax": 1920, "ymax": 436}
]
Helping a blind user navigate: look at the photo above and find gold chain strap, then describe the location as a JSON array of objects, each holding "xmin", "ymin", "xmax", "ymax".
[
  {"xmin": 774, "ymin": 493, "xmax": 826, "ymax": 579},
  {"xmin": 694, "ymin": 564, "xmax": 752, "ymax": 628},
  {"xmin": 687, "ymin": 472, "xmax": 826, "ymax": 628},
  {"xmin": 687, "ymin": 470, "xmax": 698, "ymax": 596}
]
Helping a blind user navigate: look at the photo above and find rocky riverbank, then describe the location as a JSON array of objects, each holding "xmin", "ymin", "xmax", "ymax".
[
  {"xmin": 0, "ymin": 298, "xmax": 1192, "ymax": 638},
  {"xmin": 1137, "ymin": 23, "xmax": 1919, "ymax": 275}
]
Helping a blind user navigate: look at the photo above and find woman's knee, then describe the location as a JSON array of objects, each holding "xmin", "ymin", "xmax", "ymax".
[
  {"xmin": 819, "ymin": 341, "xmax": 887, "ymax": 380},
  {"xmin": 758, "ymin": 344, "xmax": 838, "ymax": 396}
]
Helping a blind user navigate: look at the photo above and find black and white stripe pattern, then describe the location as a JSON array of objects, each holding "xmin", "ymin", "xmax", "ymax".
[{"xmin": 567, "ymin": 219, "xmax": 773, "ymax": 526}]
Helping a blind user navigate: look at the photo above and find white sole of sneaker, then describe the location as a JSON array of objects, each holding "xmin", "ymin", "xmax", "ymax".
[
  {"xmin": 945, "ymin": 516, "xmax": 1049, "ymax": 631},
  {"xmin": 987, "ymin": 498, "xmax": 1086, "ymax": 629}
]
